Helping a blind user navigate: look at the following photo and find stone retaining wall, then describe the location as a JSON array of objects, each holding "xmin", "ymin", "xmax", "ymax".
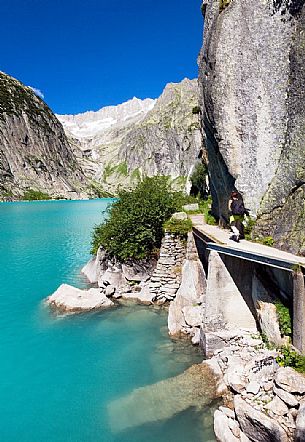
[{"xmin": 149, "ymin": 232, "xmax": 186, "ymax": 304}]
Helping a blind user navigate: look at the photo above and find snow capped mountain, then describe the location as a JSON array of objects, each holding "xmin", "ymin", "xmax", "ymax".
[
  {"xmin": 57, "ymin": 97, "xmax": 156, "ymax": 140},
  {"xmin": 57, "ymin": 79, "xmax": 201, "ymax": 197}
]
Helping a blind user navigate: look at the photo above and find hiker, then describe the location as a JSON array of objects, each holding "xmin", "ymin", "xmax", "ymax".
[{"xmin": 228, "ymin": 191, "xmax": 248, "ymax": 242}]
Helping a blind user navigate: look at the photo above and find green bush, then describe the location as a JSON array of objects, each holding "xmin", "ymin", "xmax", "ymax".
[
  {"xmin": 275, "ymin": 302, "xmax": 292, "ymax": 337},
  {"xmin": 91, "ymin": 176, "xmax": 190, "ymax": 260},
  {"xmin": 219, "ymin": 0, "xmax": 232, "ymax": 12},
  {"xmin": 244, "ymin": 217, "xmax": 256, "ymax": 240},
  {"xmin": 87, "ymin": 181, "xmax": 114, "ymax": 198},
  {"xmin": 163, "ymin": 218, "xmax": 193, "ymax": 236},
  {"xmin": 276, "ymin": 346, "xmax": 305, "ymax": 374},
  {"xmin": 22, "ymin": 189, "xmax": 51, "ymax": 200},
  {"xmin": 190, "ymin": 162, "xmax": 208, "ymax": 198},
  {"xmin": 256, "ymin": 236, "xmax": 275, "ymax": 247},
  {"xmin": 199, "ymin": 196, "xmax": 217, "ymax": 225},
  {"xmin": 192, "ymin": 105, "xmax": 201, "ymax": 115}
]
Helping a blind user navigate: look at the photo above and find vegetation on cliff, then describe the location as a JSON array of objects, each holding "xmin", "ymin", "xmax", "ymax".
[
  {"xmin": 91, "ymin": 176, "xmax": 193, "ymax": 260},
  {"xmin": 163, "ymin": 218, "xmax": 193, "ymax": 236},
  {"xmin": 22, "ymin": 189, "xmax": 51, "ymax": 201}
]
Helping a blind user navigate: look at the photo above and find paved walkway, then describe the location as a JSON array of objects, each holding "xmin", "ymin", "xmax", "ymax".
[{"xmin": 190, "ymin": 214, "xmax": 305, "ymax": 269}]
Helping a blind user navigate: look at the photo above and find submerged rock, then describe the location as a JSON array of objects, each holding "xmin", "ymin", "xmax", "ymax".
[
  {"xmin": 120, "ymin": 284, "xmax": 154, "ymax": 305},
  {"xmin": 107, "ymin": 363, "xmax": 223, "ymax": 433},
  {"xmin": 46, "ymin": 283, "xmax": 114, "ymax": 313}
]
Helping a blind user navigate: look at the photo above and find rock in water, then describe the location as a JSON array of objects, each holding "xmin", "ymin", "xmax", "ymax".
[
  {"xmin": 0, "ymin": 71, "xmax": 86, "ymax": 200},
  {"xmin": 107, "ymin": 363, "xmax": 223, "ymax": 433},
  {"xmin": 81, "ymin": 256, "xmax": 99, "ymax": 283},
  {"xmin": 46, "ymin": 283, "xmax": 114, "ymax": 313},
  {"xmin": 214, "ymin": 410, "xmax": 240, "ymax": 442}
]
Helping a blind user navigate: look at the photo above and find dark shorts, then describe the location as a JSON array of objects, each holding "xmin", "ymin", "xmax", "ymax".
[{"xmin": 231, "ymin": 219, "xmax": 245, "ymax": 239}]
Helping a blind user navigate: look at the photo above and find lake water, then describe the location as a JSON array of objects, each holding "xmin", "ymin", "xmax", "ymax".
[{"xmin": 0, "ymin": 199, "xmax": 215, "ymax": 441}]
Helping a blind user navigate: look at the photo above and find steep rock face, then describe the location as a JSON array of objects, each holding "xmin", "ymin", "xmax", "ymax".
[
  {"xmin": 118, "ymin": 79, "xmax": 202, "ymax": 181},
  {"xmin": 0, "ymin": 72, "xmax": 86, "ymax": 199},
  {"xmin": 58, "ymin": 79, "xmax": 202, "ymax": 194},
  {"xmin": 199, "ymin": 0, "xmax": 305, "ymax": 254}
]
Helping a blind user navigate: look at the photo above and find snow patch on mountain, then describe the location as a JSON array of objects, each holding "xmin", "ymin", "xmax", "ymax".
[{"xmin": 57, "ymin": 97, "xmax": 156, "ymax": 139}]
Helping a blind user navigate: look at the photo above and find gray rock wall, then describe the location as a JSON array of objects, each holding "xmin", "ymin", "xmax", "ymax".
[
  {"xmin": 199, "ymin": 0, "xmax": 305, "ymax": 254},
  {"xmin": 118, "ymin": 79, "xmax": 202, "ymax": 182},
  {"xmin": 149, "ymin": 232, "xmax": 186, "ymax": 304},
  {"xmin": 0, "ymin": 72, "xmax": 86, "ymax": 199}
]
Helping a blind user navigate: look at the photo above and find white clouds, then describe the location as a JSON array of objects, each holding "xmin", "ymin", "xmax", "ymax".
[{"xmin": 28, "ymin": 86, "xmax": 45, "ymax": 99}]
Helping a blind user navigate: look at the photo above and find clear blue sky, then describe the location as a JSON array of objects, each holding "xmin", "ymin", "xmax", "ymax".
[{"xmin": 1, "ymin": 0, "xmax": 203, "ymax": 114}]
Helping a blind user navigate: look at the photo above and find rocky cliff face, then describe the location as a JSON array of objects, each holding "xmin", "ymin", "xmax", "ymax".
[
  {"xmin": 199, "ymin": 0, "xmax": 305, "ymax": 254},
  {"xmin": 58, "ymin": 79, "xmax": 202, "ymax": 194},
  {"xmin": 0, "ymin": 72, "xmax": 86, "ymax": 199}
]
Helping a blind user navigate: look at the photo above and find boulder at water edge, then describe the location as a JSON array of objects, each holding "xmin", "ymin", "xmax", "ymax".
[{"xmin": 46, "ymin": 283, "xmax": 114, "ymax": 313}]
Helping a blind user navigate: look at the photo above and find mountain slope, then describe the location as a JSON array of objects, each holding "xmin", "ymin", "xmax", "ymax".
[
  {"xmin": 0, "ymin": 72, "xmax": 86, "ymax": 200},
  {"xmin": 58, "ymin": 78, "xmax": 202, "ymax": 194}
]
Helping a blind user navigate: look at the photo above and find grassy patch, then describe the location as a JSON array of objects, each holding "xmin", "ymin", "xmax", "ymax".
[
  {"xmin": 253, "ymin": 236, "xmax": 275, "ymax": 247},
  {"xmin": 275, "ymin": 301, "xmax": 292, "ymax": 338},
  {"xmin": 87, "ymin": 181, "xmax": 114, "ymax": 198},
  {"xmin": 276, "ymin": 346, "xmax": 305, "ymax": 374},
  {"xmin": 261, "ymin": 332, "xmax": 305, "ymax": 374},
  {"xmin": 130, "ymin": 168, "xmax": 142, "ymax": 183},
  {"xmin": 163, "ymin": 218, "xmax": 193, "ymax": 237},
  {"xmin": 244, "ymin": 217, "xmax": 256, "ymax": 240},
  {"xmin": 199, "ymin": 197, "xmax": 217, "ymax": 225},
  {"xmin": 22, "ymin": 189, "xmax": 51, "ymax": 201},
  {"xmin": 102, "ymin": 162, "xmax": 129, "ymax": 182}
]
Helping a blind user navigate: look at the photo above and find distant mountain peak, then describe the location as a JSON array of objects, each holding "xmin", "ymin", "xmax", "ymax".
[{"xmin": 57, "ymin": 96, "xmax": 156, "ymax": 139}]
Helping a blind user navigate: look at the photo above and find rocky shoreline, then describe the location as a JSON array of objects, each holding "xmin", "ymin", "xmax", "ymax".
[
  {"xmin": 45, "ymin": 217, "xmax": 305, "ymax": 441},
  {"xmin": 209, "ymin": 330, "xmax": 305, "ymax": 441}
]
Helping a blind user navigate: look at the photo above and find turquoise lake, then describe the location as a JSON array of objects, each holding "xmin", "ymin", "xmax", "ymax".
[{"xmin": 0, "ymin": 199, "xmax": 215, "ymax": 441}]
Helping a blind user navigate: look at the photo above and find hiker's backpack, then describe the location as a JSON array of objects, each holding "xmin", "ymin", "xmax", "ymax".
[{"xmin": 231, "ymin": 199, "xmax": 245, "ymax": 216}]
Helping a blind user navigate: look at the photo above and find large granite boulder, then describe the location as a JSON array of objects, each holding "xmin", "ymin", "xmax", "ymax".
[
  {"xmin": 199, "ymin": 0, "xmax": 305, "ymax": 254},
  {"xmin": 214, "ymin": 410, "xmax": 240, "ymax": 442},
  {"xmin": 168, "ymin": 257, "xmax": 206, "ymax": 336},
  {"xmin": 234, "ymin": 396, "xmax": 288, "ymax": 442},
  {"xmin": 275, "ymin": 367, "xmax": 305, "ymax": 394},
  {"xmin": 46, "ymin": 284, "xmax": 114, "ymax": 313},
  {"xmin": 256, "ymin": 301, "xmax": 283, "ymax": 347}
]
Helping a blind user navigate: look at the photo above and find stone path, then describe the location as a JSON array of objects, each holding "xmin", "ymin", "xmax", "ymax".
[{"xmin": 190, "ymin": 215, "xmax": 305, "ymax": 268}]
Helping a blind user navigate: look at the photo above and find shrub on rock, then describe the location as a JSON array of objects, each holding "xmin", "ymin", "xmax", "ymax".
[{"xmin": 91, "ymin": 176, "xmax": 191, "ymax": 261}]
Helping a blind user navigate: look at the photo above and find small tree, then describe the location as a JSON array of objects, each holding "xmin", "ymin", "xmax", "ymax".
[
  {"xmin": 91, "ymin": 176, "xmax": 189, "ymax": 261},
  {"xmin": 190, "ymin": 162, "xmax": 208, "ymax": 198}
]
